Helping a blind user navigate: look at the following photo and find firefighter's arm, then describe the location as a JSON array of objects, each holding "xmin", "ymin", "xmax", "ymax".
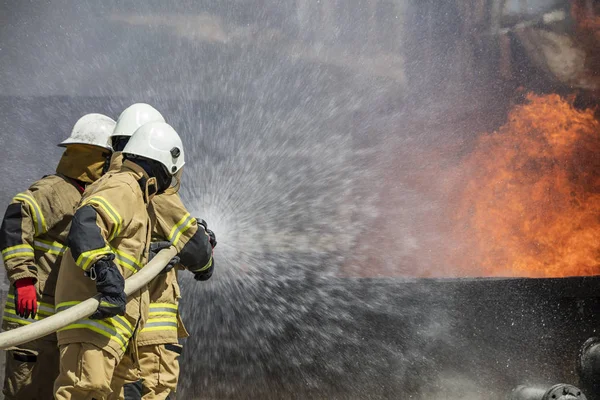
[
  {"xmin": 179, "ymin": 221, "xmax": 214, "ymax": 279},
  {"xmin": 68, "ymin": 191, "xmax": 127, "ymax": 271},
  {"xmin": 0, "ymin": 185, "xmax": 65, "ymax": 284},
  {"xmin": 151, "ymin": 194, "xmax": 213, "ymax": 277}
]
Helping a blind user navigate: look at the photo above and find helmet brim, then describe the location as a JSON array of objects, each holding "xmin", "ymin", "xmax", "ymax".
[{"xmin": 58, "ymin": 138, "xmax": 112, "ymax": 150}]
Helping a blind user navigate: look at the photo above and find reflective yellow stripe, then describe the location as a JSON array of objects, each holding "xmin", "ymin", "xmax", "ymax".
[
  {"xmin": 6, "ymin": 294, "xmax": 54, "ymax": 316},
  {"xmin": 75, "ymin": 245, "xmax": 112, "ymax": 271},
  {"xmin": 1, "ymin": 244, "xmax": 34, "ymax": 261},
  {"xmin": 150, "ymin": 303, "xmax": 178, "ymax": 310},
  {"xmin": 59, "ymin": 321, "xmax": 127, "ymax": 351},
  {"xmin": 111, "ymin": 247, "xmax": 142, "ymax": 274},
  {"xmin": 3, "ymin": 316, "xmax": 33, "ymax": 325},
  {"xmin": 56, "ymin": 301, "xmax": 133, "ymax": 334},
  {"xmin": 141, "ymin": 325, "xmax": 178, "ymax": 333},
  {"xmin": 82, "ymin": 196, "xmax": 122, "ymax": 241},
  {"xmin": 148, "ymin": 304, "xmax": 178, "ymax": 316},
  {"xmin": 146, "ymin": 317, "xmax": 177, "ymax": 323},
  {"xmin": 113, "ymin": 315, "xmax": 134, "ymax": 335},
  {"xmin": 140, "ymin": 316, "xmax": 178, "ymax": 333},
  {"xmin": 57, "ymin": 301, "xmax": 131, "ymax": 351},
  {"xmin": 114, "ymin": 249, "xmax": 141, "ymax": 268},
  {"xmin": 168, "ymin": 214, "xmax": 189, "ymax": 242},
  {"xmin": 114, "ymin": 257, "xmax": 138, "ymax": 274},
  {"xmin": 191, "ymin": 255, "xmax": 213, "ymax": 273},
  {"xmin": 13, "ymin": 193, "xmax": 47, "ymax": 234},
  {"xmin": 168, "ymin": 214, "xmax": 195, "ymax": 247},
  {"xmin": 2, "ymin": 308, "xmax": 46, "ymax": 325},
  {"xmin": 3, "ymin": 307, "xmax": 43, "ymax": 320},
  {"xmin": 74, "ymin": 245, "xmax": 141, "ymax": 274},
  {"xmin": 1, "ymin": 244, "xmax": 33, "ymax": 254},
  {"xmin": 33, "ymin": 239, "xmax": 67, "ymax": 256},
  {"xmin": 55, "ymin": 301, "xmax": 81, "ymax": 312}
]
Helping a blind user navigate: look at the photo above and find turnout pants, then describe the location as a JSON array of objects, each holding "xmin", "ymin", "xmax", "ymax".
[
  {"xmin": 54, "ymin": 343, "xmax": 119, "ymax": 400},
  {"xmin": 109, "ymin": 343, "xmax": 182, "ymax": 400},
  {"xmin": 2, "ymin": 335, "xmax": 59, "ymax": 400}
]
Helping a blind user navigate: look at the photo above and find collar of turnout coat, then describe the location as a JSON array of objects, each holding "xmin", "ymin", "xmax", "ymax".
[{"xmin": 121, "ymin": 159, "xmax": 158, "ymax": 203}]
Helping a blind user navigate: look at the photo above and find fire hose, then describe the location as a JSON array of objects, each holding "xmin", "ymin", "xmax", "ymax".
[{"xmin": 0, "ymin": 246, "xmax": 177, "ymax": 350}]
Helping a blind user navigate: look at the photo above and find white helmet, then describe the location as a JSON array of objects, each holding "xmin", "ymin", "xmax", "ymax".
[
  {"xmin": 111, "ymin": 103, "xmax": 165, "ymax": 138},
  {"xmin": 122, "ymin": 122, "xmax": 185, "ymax": 174},
  {"xmin": 58, "ymin": 113, "xmax": 115, "ymax": 150}
]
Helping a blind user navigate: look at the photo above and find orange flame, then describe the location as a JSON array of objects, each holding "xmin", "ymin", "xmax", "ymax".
[{"xmin": 457, "ymin": 93, "xmax": 600, "ymax": 277}]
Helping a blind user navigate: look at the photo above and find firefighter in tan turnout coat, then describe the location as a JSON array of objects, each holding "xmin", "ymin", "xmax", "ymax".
[
  {"xmin": 105, "ymin": 104, "xmax": 215, "ymax": 400},
  {"xmin": 110, "ymin": 193, "xmax": 215, "ymax": 400},
  {"xmin": 0, "ymin": 114, "xmax": 116, "ymax": 399},
  {"xmin": 53, "ymin": 121, "xmax": 186, "ymax": 400}
]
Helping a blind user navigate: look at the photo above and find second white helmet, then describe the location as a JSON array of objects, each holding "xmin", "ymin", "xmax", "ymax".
[
  {"xmin": 59, "ymin": 113, "xmax": 115, "ymax": 150},
  {"xmin": 122, "ymin": 122, "xmax": 185, "ymax": 174},
  {"xmin": 111, "ymin": 103, "xmax": 165, "ymax": 138}
]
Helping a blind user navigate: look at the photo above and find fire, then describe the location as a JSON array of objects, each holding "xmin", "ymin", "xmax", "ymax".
[
  {"xmin": 572, "ymin": 0, "xmax": 600, "ymax": 36},
  {"xmin": 457, "ymin": 93, "xmax": 600, "ymax": 277},
  {"xmin": 572, "ymin": 0, "xmax": 600, "ymax": 77}
]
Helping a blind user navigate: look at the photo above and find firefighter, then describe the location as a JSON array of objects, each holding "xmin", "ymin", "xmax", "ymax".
[
  {"xmin": 106, "ymin": 104, "xmax": 215, "ymax": 399},
  {"xmin": 0, "ymin": 113, "xmax": 115, "ymax": 399},
  {"xmin": 53, "ymin": 121, "xmax": 186, "ymax": 400},
  {"xmin": 110, "ymin": 201, "xmax": 215, "ymax": 400}
]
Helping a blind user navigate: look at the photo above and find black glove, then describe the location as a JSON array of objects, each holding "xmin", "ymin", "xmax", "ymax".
[
  {"xmin": 194, "ymin": 270, "xmax": 213, "ymax": 281},
  {"xmin": 88, "ymin": 255, "xmax": 126, "ymax": 320},
  {"xmin": 197, "ymin": 219, "xmax": 217, "ymax": 248},
  {"xmin": 193, "ymin": 258, "xmax": 214, "ymax": 282},
  {"xmin": 149, "ymin": 241, "xmax": 180, "ymax": 274}
]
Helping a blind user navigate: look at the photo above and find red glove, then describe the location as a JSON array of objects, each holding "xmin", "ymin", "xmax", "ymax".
[{"xmin": 14, "ymin": 278, "xmax": 37, "ymax": 319}]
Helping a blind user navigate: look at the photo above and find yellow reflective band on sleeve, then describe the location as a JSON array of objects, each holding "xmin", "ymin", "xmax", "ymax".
[
  {"xmin": 75, "ymin": 245, "xmax": 112, "ymax": 271},
  {"xmin": 191, "ymin": 254, "xmax": 213, "ymax": 273},
  {"xmin": 168, "ymin": 213, "xmax": 195, "ymax": 247},
  {"xmin": 82, "ymin": 196, "xmax": 123, "ymax": 241},
  {"xmin": 33, "ymin": 239, "xmax": 67, "ymax": 256},
  {"xmin": 1, "ymin": 244, "xmax": 35, "ymax": 261},
  {"xmin": 13, "ymin": 193, "xmax": 47, "ymax": 235}
]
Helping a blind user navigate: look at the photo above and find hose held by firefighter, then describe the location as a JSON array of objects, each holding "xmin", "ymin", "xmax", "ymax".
[
  {"xmin": 105, "ymin": 104, "xmax": 215, "ymax": 400},
  {"xmin": 52, "ymin": 120, "xmax": 187, "ymax": 399},
  {"xmin": 0, "ymin": 104, "xmax": 216, "ymax": 400}
]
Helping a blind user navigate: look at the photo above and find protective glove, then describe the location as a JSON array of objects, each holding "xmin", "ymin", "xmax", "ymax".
[
  {"xmin": 87, "ymin": 255, "xmax": 126, "ymax": 320},
  {"xmin": 14, "ymin": 278, "xmax": 37, "ymax": 319},
  {"xmin": 197, "ymin": 219, "xmax": 217, "ymax": 248},
  {"xmin": 193, "ymin": 258, "xmax": 214, "ymax": 282},
  {"xmin": 149, "ymin": 241, "xmax": 180, "ymax": 274}
]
